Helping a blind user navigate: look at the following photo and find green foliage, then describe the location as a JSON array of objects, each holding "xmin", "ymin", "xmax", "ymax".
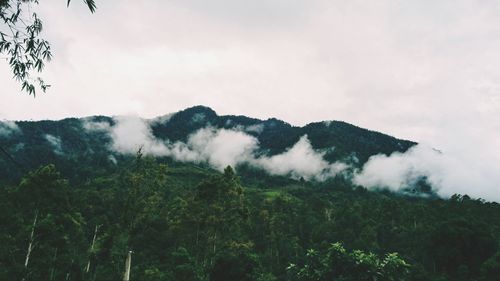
[
  {"xmin": 480, "ymin": 251, "xmax": 500, "ymax": 281},
  {"xmin": 0, "ymin": 164, "xmax": 86, "ymax": 281},
  {"xmin": 287, "ymin": 243, "xmax": 409, "ymax": 281},
  {"xmin": 427, "ymin": 218, "xmax": 497, "ymax": 277}
]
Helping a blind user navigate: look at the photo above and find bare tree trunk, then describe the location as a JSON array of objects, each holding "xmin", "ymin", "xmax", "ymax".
[
  {"xmin": 212, "ymin": 231, "xmax": 217, "ymax": 256},
  {"xmin": 123, "ymin": 251, "xmax": 132, "ymax": 281},
  {"xmin": 86, "ymin": 225, "xmax": 100, "ymax": 273},
  {"xmin": 21, "ymin": 210, "xmax": 38, "ymax": 281},
  {"xmin": 49, "ymin": 248, "xmax": 58, "ymax": 281},
  {"xmin": 24, "ymin": 210, "xmax": 38, "ymax": 268},
  {"xmin": 195, "ymin": 223, "xmax": 200, "ymax": 266},
  {"xmin": 211, "ymin": 230, "xmax": 217, "ymax": 266},
  {"xmin": 195, "ymin": 223, "xmax": 200, "ymax": 247}
]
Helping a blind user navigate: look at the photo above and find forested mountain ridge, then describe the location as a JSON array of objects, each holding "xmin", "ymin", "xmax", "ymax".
[
  {"xmin": 0, "ymin": 105, "xmax": 414, "ymax": 184},
  {"xmin": 1, "ymin": 106, "xmax": 499, "ymax": 281},
  {"xmin": 151, "ymin": 106, "xmax": 415, "ymax": 160}
]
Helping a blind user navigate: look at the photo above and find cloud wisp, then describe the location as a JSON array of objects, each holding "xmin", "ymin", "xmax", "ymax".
[
  {"xmin": 82, "ymin": 118, "xmax": 111, "ymax": 132},
  {"xmin": 44, "ymin": 134, "xmax": 64, "ymax": 155},
  {"xmin": 0, "ymin": 121, "xmax": 20, "ymax": 137}
]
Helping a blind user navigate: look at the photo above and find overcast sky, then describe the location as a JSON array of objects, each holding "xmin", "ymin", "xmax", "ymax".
[{"xmin": 1, "ymin": 0, "xmax": 500, "ymax": 151}]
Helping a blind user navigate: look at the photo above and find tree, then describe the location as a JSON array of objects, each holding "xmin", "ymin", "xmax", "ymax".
[
  {"xmin": 183, "ymin": 166, "xmax": 249, "ymax": 269},
  {"xmin": 11, "ymin": 165, "xmax": 87, "ymax": 281},
  {"xmin": 480, "ymin": 251, "xmax": 500, "ymax": 281},
  {"xmin": 287, "ymin": 242, "xmax": 410, "ymax": 281},
  {"xmin": 0, "ymin": 0, "xmax": 96, "ymax": 95}
]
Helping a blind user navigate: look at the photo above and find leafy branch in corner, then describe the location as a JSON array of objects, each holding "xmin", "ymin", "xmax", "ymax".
[{"xmin": 0, "ymin": 0, "xmax": 95, "ymax": 96}]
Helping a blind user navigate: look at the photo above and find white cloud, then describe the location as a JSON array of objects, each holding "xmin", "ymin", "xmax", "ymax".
[
  {"xmin": 354, "ymin": 142, "xmax": 500, "ymax": 202},
  {"xmin": 153, "ymin": 127, "xmax": 259, "ymax": 169},
  {"xmin": 0, "ymin": 121, "xmax": 20, "ymax": 137},
  {"xmin": 166, "ymin": 128, "xmax": 349, "ymax": 180},
  {"xmin": 109, "ymin": 116, "xmax": 169, "ymax": 155},
  {"xmin": 253, "ymin": 136, "xmax": 348, "ymax": 181},
  {"xmin": 354, "ymin": 145, "xmax": 440, "ymax": 192},
  {"xmin": 184, "ymin": 127, "xmax": 258, "ymax": 169}
]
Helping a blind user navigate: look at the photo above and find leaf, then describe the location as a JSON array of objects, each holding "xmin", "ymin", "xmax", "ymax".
[
  {"xmin": 85, "ymin": 0, "xmax": 97, "ymax": 13},
  {"xmin": 67, "ymin": 0, "xmax": 96, "ymax": 13}
]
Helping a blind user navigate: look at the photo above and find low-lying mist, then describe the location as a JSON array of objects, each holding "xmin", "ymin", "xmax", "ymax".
[
  {"xmin": 0, "ymin": 121, "xmax": 20, "ymax": 137},
  {"xmin": 85, "ymin": 116, "xmax": 348, "ymax": 181},
  {"xmin": 82, "ymin": 116, "xmax": 500, "ymax": 202}
]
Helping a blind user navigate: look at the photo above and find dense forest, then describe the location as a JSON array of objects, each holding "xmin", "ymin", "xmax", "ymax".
[{"xmin": 1, "ymin": 106, "xmax": 499, "ymax": 281}]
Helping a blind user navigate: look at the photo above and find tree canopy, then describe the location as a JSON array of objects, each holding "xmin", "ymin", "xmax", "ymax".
[{"xmin": 1, "ymin": 157, "xmax": 499, "ymax": 281}]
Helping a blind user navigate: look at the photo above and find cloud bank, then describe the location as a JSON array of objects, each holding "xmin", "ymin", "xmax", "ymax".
[
  {"xmin": 354, "ymin": 143, "xmax": 500, "ymax": 202},
  {"xmin": 83, "ymin": 116, "xmax": 500, "ymax": 202},
  {"xmin": 83, "ymin": 117, "xmax": 348, "ymax": 181}
]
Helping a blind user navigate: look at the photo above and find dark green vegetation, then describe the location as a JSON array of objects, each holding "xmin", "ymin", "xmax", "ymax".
[{"xmin": 1, "ymin": 106, "xmax": 499, "ymax": 280}]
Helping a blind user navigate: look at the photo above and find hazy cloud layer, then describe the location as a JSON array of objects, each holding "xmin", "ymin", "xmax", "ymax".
[
  {"xmin": 82, "ymin": 115, "xmax": 500, "ymax": 201},
  {"xmin": 101, "ymin": 115, "xmax": 500, "ymax": 201},
  {"xmin": 82, "ymin": 119, "xmax": 111, "ymax": 132},
  {"xmin": 0, "ymin": 121, "xmax": 20, "ymax": 137},
  {"xmin": 96, "ymin": 117, "xmax": 348, "ymax": 180}
]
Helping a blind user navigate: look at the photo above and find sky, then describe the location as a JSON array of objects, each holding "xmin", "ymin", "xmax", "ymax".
[{"xmin": 1, "ymin": 0, "xmax": 500, "ymax": 199}]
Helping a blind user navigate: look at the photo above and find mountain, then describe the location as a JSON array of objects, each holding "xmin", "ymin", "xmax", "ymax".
[
  {"xmin": 0, "ymin": 105, "xmax": 415, "ymax": 184},
  {"xmin": 151, "ymin": 106, "xmax": 415, "ymax": 161},
  {"xmin": 1, "ymin": 106, "xmax": 499, "ymax": 281}
]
